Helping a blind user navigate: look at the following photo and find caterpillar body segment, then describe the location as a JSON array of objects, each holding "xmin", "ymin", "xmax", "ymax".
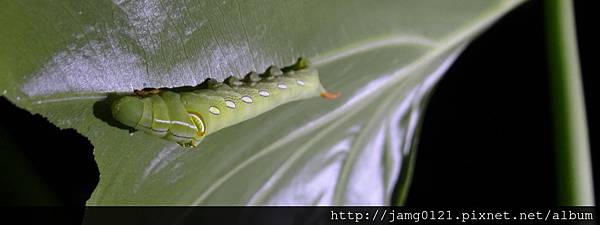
[{"xmin": 111, "ymin": 59, "xmax": 336, "ymax": 148}]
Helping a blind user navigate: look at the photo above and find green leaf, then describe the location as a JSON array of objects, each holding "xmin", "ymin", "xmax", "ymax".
[{"xmin": 0, "ymin": 0, "xmax": 524, "ymax": 205}]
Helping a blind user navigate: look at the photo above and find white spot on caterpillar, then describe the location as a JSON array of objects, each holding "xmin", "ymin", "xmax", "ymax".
[
  {"xmin": 297, "ymin": 80, "xmax": 305, "ymax": 86},
  {"xmin": 259, "ymin": 90, "xmax": 270, "ymax": 97},
  {"xmin": 225, "ymin": 100, "xmax": 236, "ymax": 108},
  {"xmin": 209, "ymin": 106, "xmax": 221, "ymax": 115},
  {"xmin": 278, "ymin": 83, "xmax": 288, "ymax": 89},
  {"xmin": 241, "ymin": 96, "xmax": 253, "ymax": 103}
]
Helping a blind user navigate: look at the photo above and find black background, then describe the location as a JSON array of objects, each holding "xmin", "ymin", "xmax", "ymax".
[
  {"xmin": 406, "ymin": 0, "xmax": 596, "ymax": 206},
  {"xmin": 0, "ymin": 0, "xmax": 595, "ymax": 223}
]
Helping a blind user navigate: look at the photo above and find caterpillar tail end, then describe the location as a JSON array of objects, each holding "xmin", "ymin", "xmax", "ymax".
[{"xmin": 320, "ymin": 91, "xmax": 341, "ymax": 100}]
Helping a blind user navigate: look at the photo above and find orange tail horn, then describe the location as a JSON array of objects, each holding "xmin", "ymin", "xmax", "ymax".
[{"xmin": 320, "ymin": 91, "xmax": 341, "ymax": 100}]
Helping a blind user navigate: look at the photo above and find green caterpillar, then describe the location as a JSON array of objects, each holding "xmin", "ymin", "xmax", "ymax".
[{"xmin": 111, "ymin": 58, "xmax": 339, "ymax": 148}]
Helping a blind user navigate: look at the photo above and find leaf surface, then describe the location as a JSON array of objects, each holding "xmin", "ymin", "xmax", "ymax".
[{"xmin": 0, "ymin": 0, "xmax": 524, "ymax": 205}]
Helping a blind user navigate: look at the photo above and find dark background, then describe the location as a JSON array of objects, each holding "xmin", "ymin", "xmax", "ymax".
[
  {"xmin": 406, "ymin": 0, "xmax": 596, "ymax": 206},
  {"xmin": 0, "ymin": 0, "xmax": 595, "ymax": 223}
]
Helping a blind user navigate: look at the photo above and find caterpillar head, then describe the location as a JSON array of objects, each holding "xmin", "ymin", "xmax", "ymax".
[
  {"xmin": 111, "ymin": 96, "xmax": 144, "ymax": 129},
  {"xmin": 112, "ymin": 95, "xmax": 206, "ymax": 148}
]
